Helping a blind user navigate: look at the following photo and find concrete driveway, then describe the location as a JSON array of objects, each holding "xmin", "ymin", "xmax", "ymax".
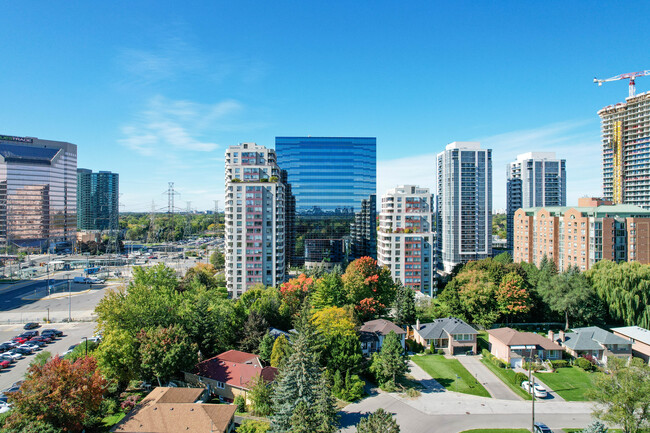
[
  {"xmin": 456, "ymin": 355, "xmax": 522, "ymax": 401},
  {"xmin": 338, "ymin": 389, "xmax": 596, "ymax": 433}
]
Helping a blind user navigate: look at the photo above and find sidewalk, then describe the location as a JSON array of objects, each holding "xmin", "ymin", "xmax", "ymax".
[{"xmin": 456, "ymin": 355, "xmax": 522, "ymax": 400}]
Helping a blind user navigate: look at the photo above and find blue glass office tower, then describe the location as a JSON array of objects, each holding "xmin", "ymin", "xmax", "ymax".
[{"xmin": 275, "ymin": 137, "xmax": 376, "ymax": 267}]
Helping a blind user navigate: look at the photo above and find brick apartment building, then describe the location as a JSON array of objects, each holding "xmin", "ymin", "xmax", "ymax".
[{"xmin": 513, "ymin": 197, "xmax": 650, "ymax": 271}]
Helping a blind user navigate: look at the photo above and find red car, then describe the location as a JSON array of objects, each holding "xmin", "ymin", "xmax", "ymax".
[
  {"xmin": 11, "ymin": 337, "xmax": 27, "ymax": 344},
  {"xmin": 30, "ymin": 336, "xmax": 52, "ymax": 344},
  {"xmin": 0, "ymin": 360, "xmax": 10, "ymax": 369}
]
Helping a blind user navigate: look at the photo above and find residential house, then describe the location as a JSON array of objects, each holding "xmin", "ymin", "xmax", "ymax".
[
  {"xmin": 488, "ymin": 327, "xmax": 563, "ymax": 368},
  {"xmin": 612, "ymin": 326, "xmax": 650, "ymax": 364},
  {"xmin": 184, "ymin": 350, "xmax": 278, "ymax": 404},
  {"xmin": 552, "ymin": 327, "xmax": 632, "ymax": 364},
  {"xmin": 359, "ymin": 319, "xmax": 406, "ymax": 356},
  {"xmin": 111, "ymin": 387, "xmax": 236, "ymax": 433},
  {"xmin": 410, "ymin": 317, "xmax": 478, "ymax": 355}
]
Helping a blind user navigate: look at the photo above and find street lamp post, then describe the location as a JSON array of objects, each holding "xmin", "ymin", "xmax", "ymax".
[
  {"xmin": 82, "ymin": 337, "xmax": 88, "ymax": 357},
  {"xmin": 46, "ymin": 307, "xmax": 49, "ymax": 323},
  {"xmin": 67, "ymin": 274, "xmax": 71, "ymax": 322}
]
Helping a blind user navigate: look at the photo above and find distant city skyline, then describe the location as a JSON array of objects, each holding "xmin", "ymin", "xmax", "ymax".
[{"xmin": 1, "ymin": 2, "xmax": 648, "ymax": 211}]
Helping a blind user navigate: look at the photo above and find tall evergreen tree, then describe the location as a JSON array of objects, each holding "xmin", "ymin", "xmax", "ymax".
[
  {"xmin": 269, "ymin": 330, "xmax": 320, "ymax": 433},
  {"xmin": 312, "ymin": 373, "xmax": 339, "ymax": 433},
  {"xmin": 370, "ymin": 331, "xmax": 408, "ymax": 387},
  {"xmin": 289, "ymin": 401, "xmax": 315, "ymax": 433},
  {"xmin": 392, "ymin": 283, "xmax": 416, "ymax": 327}
]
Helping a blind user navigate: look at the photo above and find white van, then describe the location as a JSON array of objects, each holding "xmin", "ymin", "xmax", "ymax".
[{"xmin": 73, "ymin": 276, "xmax": 88, "ymax": 284}]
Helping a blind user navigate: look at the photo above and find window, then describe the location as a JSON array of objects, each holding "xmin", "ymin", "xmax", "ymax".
[{"xmin": 216, "ymin": 381, "xmax": 225, "ymax": 389}]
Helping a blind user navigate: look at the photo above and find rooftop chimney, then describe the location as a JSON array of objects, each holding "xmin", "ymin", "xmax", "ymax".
[
  {"xmin": 548, "ymin": 330, "xmax": 555, "ymax": 342},
  {"xmin": 559, "ymin": 330, "xmax": 565, "ymax": 343},
  {"xmin": 416, "ymin": 319, "xmax": 420, "ymax": 331}
]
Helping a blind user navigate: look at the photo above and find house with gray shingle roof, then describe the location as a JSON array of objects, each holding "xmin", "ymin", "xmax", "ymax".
[
  {"xmin": 611, "ymin": 326, "xmax": 650, "ymax": 365},
  {"xmin": 552, "ymin": 327, "xmax": 632, "ymax": 364},
  {"xmin": 359, "ymin": 319, "xmax": 406, "ymax": 356},
  {"xmin": 410, "ymin": 317, "xmax": 478, "ymax": 355}
]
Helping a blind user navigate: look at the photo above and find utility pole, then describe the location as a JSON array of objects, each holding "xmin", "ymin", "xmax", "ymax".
[{"xmin": 67, "ymin": 274, "xmax": 71, "ymax": 322}]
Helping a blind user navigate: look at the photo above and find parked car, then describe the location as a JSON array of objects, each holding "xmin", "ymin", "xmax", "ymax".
[
  {"xmin": 20, "ymin": 330, "xmax": 39, "ymax": 338},
  {"xmin": 87, "ymin": 277, "xmax": 104, "ymax": 284},
  {"xmin": 533, "ymin": 422, "xmax": 554, "ymax": 433},
  {"xmin": 41, "ymin": 329, "xmax": 63, "ymax": 338},
  {"xmin": 23, "ymin": 322, "xmax": 40, "ymax": 330},
  {"xmin": 0, "ymin": 401, "xmax": 10, "ymax": 414},
  {"xmin": 0, "ymin": 343, "xmax": 13, "ymax": 353},
  {"xmin": 521, "ymin": 381, "xmax": 548, "ymax": 398},
  {"xmin": 0, "ymin": 360, "xmax": 10, "ymax": 369},
  {"xmin": 30, "ymin": 336, "xmax": 52, "ymax": 344},
  {"xmin": 27, "ymin": 340, "xmax": 47, "ymax": 348},
  {"xmin": 2, "ymin": 351, "xmax": 23, "ymax": 361},
  {"xmin": 0, "ymin": 353, "xmax": 16, "ymax": 363},
  {"xmin": 14, "ymin": 346, "xmax": 35, "ymax": 355},
  {"xmin": 88, "ymin": 336, "xmax": 102, "ymax": 344}
]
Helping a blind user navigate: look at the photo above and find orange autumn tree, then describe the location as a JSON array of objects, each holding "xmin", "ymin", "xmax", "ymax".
[
  {"xmin": 342, "ymin": 257, "xmax": 396, "ymax": 320},
  {"xmin": 280, "ymin": 273, "xmax": 314, "ymax": 317},
  {"xmin": 496, "ymin": 271, "xmax": 532, "ymax": 321},
  {"xmin": 4, "ymin": 356, "xmax": 107, "ymax": 432}
]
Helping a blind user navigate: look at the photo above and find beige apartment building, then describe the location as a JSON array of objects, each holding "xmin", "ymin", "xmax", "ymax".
[{"xmin": 513, "ymin": 197, "xmax": 650, "ymax": 271}]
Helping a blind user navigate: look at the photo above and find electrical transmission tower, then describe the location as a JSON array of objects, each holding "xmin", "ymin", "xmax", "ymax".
[{"xmin": 166, "ymin": 182, "xmax": 180, "ymax": 216}]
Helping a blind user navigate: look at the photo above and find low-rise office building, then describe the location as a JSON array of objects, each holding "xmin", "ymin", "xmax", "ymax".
[{"xmin": 513, "ymin": 197, "xmax": 650, "ymax": 271}]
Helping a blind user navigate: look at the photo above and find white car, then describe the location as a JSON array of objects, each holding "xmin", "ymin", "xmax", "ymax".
[
  {"xmin": 0, "ymin": 401, "xmax": 10, "ymax": 414},
  {"xmin": 18, "ymin": 344, "xmax": 39, "ymax": 352},
  {"xmin": 521, "ymin": 380, "xmax": 548, "ymax": 398},
  {"xmin": 2, "ymin": 352, "xmax": 23, "ymax": 361}
]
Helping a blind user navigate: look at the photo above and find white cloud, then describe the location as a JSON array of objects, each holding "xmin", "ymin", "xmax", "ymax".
[
  {"xmin": 378, "ymin": 120, "xmax": 602, "ymax": 210},
  {"xmin": 118, "ymin": 95, "xmax": 243, "ymax": 156}
]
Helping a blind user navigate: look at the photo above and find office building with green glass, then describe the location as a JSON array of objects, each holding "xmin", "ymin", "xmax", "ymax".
[{"xmin": 77, "ymin": 169, "xmax": 119, "ymax": 231}]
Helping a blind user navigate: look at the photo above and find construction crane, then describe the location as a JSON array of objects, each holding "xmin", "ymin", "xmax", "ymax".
[{"xmin": 594, "ymin": 70, "xmax": 650, "ymax": 98}]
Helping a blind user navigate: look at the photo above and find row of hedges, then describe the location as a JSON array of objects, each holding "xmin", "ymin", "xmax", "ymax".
[
  {"xmin": 482, "ymin": 349, "xmax": 506, "ymax": 368},
  {"xmin": 513, "ymin": 372, "xmax": 528, "ymax": 386},
  {"xmin": 550, "ymin": 360, "xmax": 569, "ymax": 369},
  {"xmin": 406, "ymin": 338, "xmax": 425, "ymax": 353},
  {"xmin": 575, "ymin": 357, "xmax": 597, "ymax": 372}
]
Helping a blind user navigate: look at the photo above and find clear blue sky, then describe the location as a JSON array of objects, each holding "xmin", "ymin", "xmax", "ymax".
[{"xmin": 1, "ymin": 1, "xmax": 648, "ymax": 211}]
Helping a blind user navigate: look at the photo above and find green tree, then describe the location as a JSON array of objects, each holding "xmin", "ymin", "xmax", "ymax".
[
  {"xmin": 210, "ymin": 251, "xmax": 225, "ymax": 270},
  {"xmin": 355, "ymin": 408, "xmax": 400, "ymax": 433},
  {"xmin": 270, "ymin": 334, "xmax": 291, "ymax": 368},
  {"xmin": 539, "ymin": 267, "xmax": 605, "ymax": 329},
  {"xmin": 240, "ymin": 311, "xmax": 269, "ymax": 354},
  {"xmin": 392, "ymin": 283, "xmax": 416, "ymax": 327},
  {"xmin": 493, "ymin": 252, "xmax": 513, "ymax": 264},
  {"xmin": 30, "ymin": 351, "xmax": 51, "ymax": 367},
  {"xmin": 95, "ymin": 328, "xmax": 140, "ymax": 392},
  {"xmin": 369, "ymin": 331, "xmax": 408, "ymax": 387},
  {"xmin": 586, "ymin": 260, "xmax": 650, "ymax": 329},
  {"xmin": 138, "ymin": 325, "xmax": 198, "ymax": 386},
  {"xmin": 456, "ymin": 269, "xmax": 499, "ymax": 327},
  {"xmin": 289, "ymin": 401, "xmax": 315, "ymax": 433},
  {"xmin": 311, "ymin": 271, "xmax": 346, "ymax": 311},
  {"xmin": 583, "ymin": 421, "xmax": 609, "ymax": 433},
  {"xmin": 258, "ymin": 332, "xmax": 275, "ymax": 363},
  {"xmin": 64, "ymin": 341, "xmax": 99, "ymax": 362},
  {"xmin": 586, "ymin": 357, "xmax": 650, "ymax": 433},
  {"xmin": 247, "ymin": 373, "xmax": 274, "ymax": 417},
  {"xmin": 312, "ymin": 373, "xmax": 338, "ymax": 433},
  {"xmin": 270, "ymin": 330, "xmax": 320, "ymax": 433},
  {"xmin": 236, "ymin": 420, "xmax": 270, "ymax": 433}
]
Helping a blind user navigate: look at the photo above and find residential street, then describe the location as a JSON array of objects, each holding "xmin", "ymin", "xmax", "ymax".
[{"xmin": 456, "ymin": 355, "xmax": 521, "ymax": 400}]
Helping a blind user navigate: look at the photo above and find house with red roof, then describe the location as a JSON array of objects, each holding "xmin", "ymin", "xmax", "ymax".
[
  {"xmin": 488, "ymin": 327, "xmax": 563, "ymax": 368},
  {"xmin": 184, "ymin": 350, "xmax": 278, "ymax": 404}
]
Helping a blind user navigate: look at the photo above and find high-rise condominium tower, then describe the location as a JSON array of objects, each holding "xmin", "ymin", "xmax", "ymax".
[
  {"xmin": 437, "ymin": 142, "xmax": 492, "ymax": 273},
  {"xmin": 275, "ymin": 137, "xmax": 376, "ymax": 268},
  {"xmin": 224, "ymin": 143, "xmax": 286, "ymax": 297},
  {"xmin": 377, "ymin": 185, "xmax": 437, "ymax": 296},
  {"xmin": 600, "ymin": 92, "xmax": 650, "ymax": 207},
  {"xmin": 506, "ymin": 152, "xmax": 566, "ymax": 252},
  {"xmin": 77, "ymin": 169, "xmax": 119, "ymax": 231},
  {"xmin": 0, "ymin": 134, "xmax": 77, "ymax": 252}
]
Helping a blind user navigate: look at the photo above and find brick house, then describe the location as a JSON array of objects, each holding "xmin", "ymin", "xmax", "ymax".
[
  {"xmin": 488, "ymin": 327, "xmax": 562, "ymax": 368},
  {"xmin": 611, "ymin": 326, "xmax": 650, "ymax": 365},
  {"xmin": 359, "ymin": 319, "xmax": 406, "ymax": 356},
  {"xmin": 410, "ymin": 317, "xmax": 478, "ymax": 355},
  {"xmin": 111, "ymin": 387, "xmax": 236, "ymax": 433},
  {"xmin": 552, "ymin": 327, "xmax": 632, "ymax": 364},
  {"xmin": 184, "ymin": 350, "xmax": 277, "ymax": 404}
]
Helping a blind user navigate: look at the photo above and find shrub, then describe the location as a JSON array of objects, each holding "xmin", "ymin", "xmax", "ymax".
[
  {"xmin": 405, "ymin": 339, "xmax": 424, "ymax": 353},
  {"xmin": 120, "ymin": 394, "xmax": 140, "ymax": 412},
  {"xmin": 551, "ymin": 360, "xmax": 569, "ymax": 369},
  {"xmin": 101, "ymin": 398, "xmax": 119, "ymax": 416},
  {"xmin": 482, "ymin": 349, "xmax": 492, "ymax": 358},
  {"xmin": 437, "ymin": 349, "xmax": 444, "ymax": 355},
  {"xmin": 522, "ymin": 362, "xmax": 543, "ymax": 372},
  {"xmin": 513, "ymin": 372, "xmax": 528, "ymax": 386},
  {"xmin": 237, "ymin": 420, "xmax": 270, "ymax": 433},
  {"xmin": 405, "ymin": 387, "xmax": 421, "ymax": 398},
  {"xmin": 575, "ymin": 357, "xmax": 596, "ymax": 372},
  {"xmin": 234, "ymin": 395, "xmax": 247, "ymax": 413}
]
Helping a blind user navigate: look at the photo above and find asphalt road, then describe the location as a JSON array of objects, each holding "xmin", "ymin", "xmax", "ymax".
[{"xmin": 0, "ymin": 322, "xmax": 97, "ymax": 392}]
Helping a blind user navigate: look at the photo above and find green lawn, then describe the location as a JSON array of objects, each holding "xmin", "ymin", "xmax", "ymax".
[
  {"xmin": 534, "ymin": 367, "xmax": 595, "ymax": 401},
  {"xmin": 460, "ymin": 430, "xmax": 530, "ymax": 433},
  {"xmin": 102, "ymin": 412, "xmax": 126, "ymax": 427},
  {"xmin": 411, "ymin": 355, "xmax": 490, "ymax": 397},
  {"xmin": 479, "ymin": 358, "xmax": 532, "ymax": 400},
  {"xmin": 477, "ymin": 331, "xmax": 490, "ymax": 351}
]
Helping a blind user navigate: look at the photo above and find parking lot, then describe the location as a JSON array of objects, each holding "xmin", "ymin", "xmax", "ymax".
[{"xmin": 0, "ymin": 322, "xmax": 97, "ymax": 391}]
